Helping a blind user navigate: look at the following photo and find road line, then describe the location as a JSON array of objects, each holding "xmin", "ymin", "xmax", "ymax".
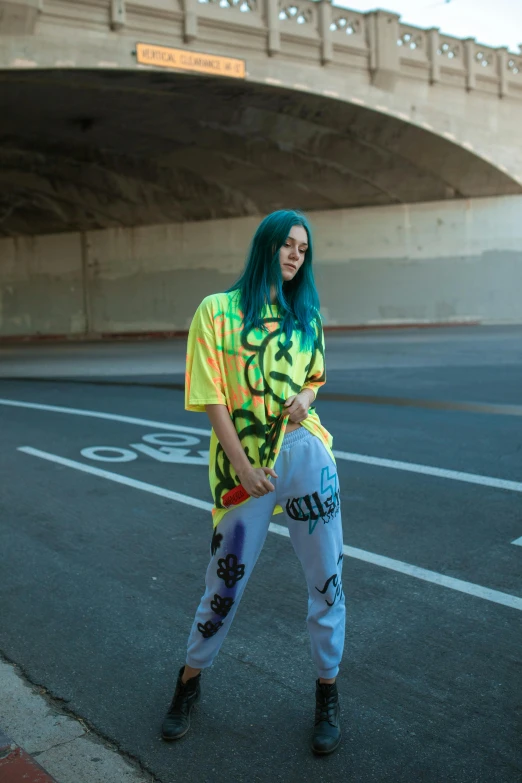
[
  {"xmin": 333, "ymin": 450, "xmax": 522, "ymax": 494},
  {"xmin": 5, "ymin": 383, "xmax": 522, "ymax": 417},
  {"xmin": 511, "ymin": 535, "xmax": 522, "ymax": 546},
  {"xmin": 0, "ymin": 397, "xmax": 212, "ymax": 436},
  {"xmin": 2, "ymin": 398, "xmax": 520, "ymax": 495},
  {"xmin": 18, "ymin": 447, "xmax": 522, "ymax": 613},
  {"xmin": 268, "ymin": 523, "xmax": 522, "ymax": 612},
  {"xmin": 18, "ymin": 447, "xmax": 213, "ymax": 512}
]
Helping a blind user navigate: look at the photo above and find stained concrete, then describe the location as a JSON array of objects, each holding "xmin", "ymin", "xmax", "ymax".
[
  {"xmin": 0, "ymin": 233, "xmax": 85, "ymax": 336},
  {"xmin": 1, "ymin": 195, "xmax": 522, "ymax": 338}
]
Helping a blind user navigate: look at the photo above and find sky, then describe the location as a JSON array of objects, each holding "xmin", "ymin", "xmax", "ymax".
[{"xmin": 335, "ymin": 0, "xmax": 522, "ymax": 53}]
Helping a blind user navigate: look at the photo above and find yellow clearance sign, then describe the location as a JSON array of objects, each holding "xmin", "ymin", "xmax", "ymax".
[{"xmin": 135, "ymin": 43, "xmax": 246, "ymax": 79}]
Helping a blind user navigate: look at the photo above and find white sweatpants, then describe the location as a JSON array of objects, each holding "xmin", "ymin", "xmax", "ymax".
[{"xmin": 186, "ymin": 427, "xmax": 345, "ymax": 679}]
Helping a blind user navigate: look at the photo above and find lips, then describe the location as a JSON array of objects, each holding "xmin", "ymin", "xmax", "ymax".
[{"xmin": 284, "ymin": 263, "xmax": 297, "ymax": 271}]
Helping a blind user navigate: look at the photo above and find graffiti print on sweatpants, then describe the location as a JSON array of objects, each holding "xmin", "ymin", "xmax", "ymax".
[
  {"xmin": 198, "ymin": 522, "xmax": 245, "ymax": 640},
  {"xmin": 315, "ymin": 550, "xmax": 344, "ymax": 607},
  {"xmin": 285, "ymin": 465, "xmax": 340, "ymax": 534}
]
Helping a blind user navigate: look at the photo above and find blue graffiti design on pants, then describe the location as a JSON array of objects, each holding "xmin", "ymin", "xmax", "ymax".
[
  {"xmin": 198, "ymin": 521, "xmax": 246, "ymax": 640},
  {"xmin": 285, "ymin": 465, "xmax": 340, "ymax": 534}
]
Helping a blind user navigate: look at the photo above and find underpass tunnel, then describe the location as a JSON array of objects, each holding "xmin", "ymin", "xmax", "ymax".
[
  {"xmin": 0, "ymin": 67, "xmax": 522, "ymax": 338},
  {"xmin": 0, "ymin": 68, "xmax": 520, "ymax": 237}
]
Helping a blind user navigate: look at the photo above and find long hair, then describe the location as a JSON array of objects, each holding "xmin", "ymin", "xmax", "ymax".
[{"xmin": 226, "ymin": 210, "xmax": 320, "ymax": 350}]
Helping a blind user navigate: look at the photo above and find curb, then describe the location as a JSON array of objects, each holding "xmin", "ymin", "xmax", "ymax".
[
  {"xmin": 0, "ymin": 727, "xmax": 58, "ymax": 783},
  {"xmin": 0, "ymin": 320, "xmax": 484, "ymax": 344},
  {"xmin": 0, "ymin": 656, "xmax": 157, "ymax": 783}
]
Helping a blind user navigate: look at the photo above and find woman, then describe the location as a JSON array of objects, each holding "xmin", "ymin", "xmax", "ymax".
[{"xmin": 161, "ymin": 210, "xmax": 345, "ymax": 755}]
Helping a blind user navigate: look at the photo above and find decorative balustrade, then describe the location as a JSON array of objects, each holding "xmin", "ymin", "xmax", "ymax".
[
  {"xmin": 507, "ymin": 56, "xmax": 522, "ymax": 75},
  {"xmin": 3, "ymin": 0, "xmax": 521, "ymax": 99},
  {"xmin": 198, "ymin": 0, "xmax": 257, "ymax": 12},
  {"xmin": 329, "ymin": 11, "xmax": 362, "ymax": 37},
  {"xmin": 279, "ymin": 2, "xmax": 313, "ymax": 25},
  {"xmin": 327, "ymin": 8, "xmax": 366, "ymax": 60},
  {"xmin": 397, "ymin": 27, "xmax": 424, "ymax": 52},
  {"xmin": 437, "ymin": 38, "xmax": 461, "ymax": 62},
  {"xmin": 475, "ymin": 49, "xmax": 494, "ymax": 69},
  {"xmin": 396, "ymin": 24, "xmax": 427, "ymax": 68}
]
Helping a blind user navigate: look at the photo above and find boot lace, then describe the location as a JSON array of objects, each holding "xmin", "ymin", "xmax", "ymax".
[
  {"xmin": 168, "ymin": 681, "xmax": 193, "ymax": 716},
  {"xmin": 315, "ymin": 691, "xmax": 338, "ymax": 726}
]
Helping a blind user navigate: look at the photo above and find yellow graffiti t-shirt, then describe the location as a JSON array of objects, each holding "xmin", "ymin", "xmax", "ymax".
[{"xmin": 185, "ymin": 291, "xmax": 335, "ymax": 526}]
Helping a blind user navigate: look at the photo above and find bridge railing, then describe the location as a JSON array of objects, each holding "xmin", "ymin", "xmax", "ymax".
[
  {"xmin": 193, "ymin": 0, "xmax": 522, "ymax": 99},
  {"xmin": 395, "ymin": 21, "xmax": 522, "ymax": 99},
  {"xmin": 7, "ymin": 0, "xmax": 521, "ymax": 100}
]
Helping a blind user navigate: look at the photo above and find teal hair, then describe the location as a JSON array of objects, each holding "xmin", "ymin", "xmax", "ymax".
[{"xmin": 226, "ymin": 210, "xmax": 320, "ymax": 350}]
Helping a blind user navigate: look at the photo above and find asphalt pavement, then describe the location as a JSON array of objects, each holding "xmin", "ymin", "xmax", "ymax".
[{"xmin": 0, "ymin": 325, "xmax": 521, "ymax": 783}]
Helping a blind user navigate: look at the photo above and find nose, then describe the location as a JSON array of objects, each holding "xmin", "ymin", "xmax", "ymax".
[{"xmin": 289, "ymin": 246, "xmax": 299, "ymax": 260}]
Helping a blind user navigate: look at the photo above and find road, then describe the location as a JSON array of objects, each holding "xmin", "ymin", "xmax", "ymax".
[{"xmin": 0, "ymin": 325, "xmax": 521, "ymax": 783}]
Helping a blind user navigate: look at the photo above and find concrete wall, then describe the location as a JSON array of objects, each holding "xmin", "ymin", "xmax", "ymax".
[
  {"xmin": 0, "ymin": 233, "xmax": 86, "ymax": 337},
  {"xmin": 314, "ymin": 196, "xmax": 522, "ymax": 326},
  {"xmin": 1, "ymin": 195, "xmax": 522, "ymax": 338}
]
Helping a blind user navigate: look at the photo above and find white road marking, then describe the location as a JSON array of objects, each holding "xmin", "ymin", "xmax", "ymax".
[
  {"xmin": 18, "ymin": 446, "xmax": 522, "ymax": 613},
  {"xmin": 2, "ymin": 398, "xmax": 521, "ymax": 493},
  {"xmin": 512, "ymin": 535, "xmax": 522, "ymax": 546},
  {"xmin": 333, "ymin": 450, "xmax": 522, "ymax": 494},
  {"xmin": 18, "ymin": 446, "xmax": 213, "ymax": 512},
  {"xmin": 142, "ymin": 433, "xmax": 201, "ymax": 447},
  {"xmin": 78, "ymin": 432, "xmax": 209, "ymax": 466},
  {"xmin": 0, "ymin": 398, "xmax": 212, "ymax": 436},
  {"xmin": 80, "ymin": 446, "xmax": 138, "ymax": 462},
  {"xmin": 268, "ymin": 523, "xmax": 522, "ymax": 612},
  {"xmin": 131, "ymin": 443, "xmax": 209, "ymax": 465}
]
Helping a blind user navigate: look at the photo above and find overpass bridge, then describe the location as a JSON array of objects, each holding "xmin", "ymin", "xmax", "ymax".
[{"xmin": 0, "ymin": 0, "xmax": 522, "ymax": 335}]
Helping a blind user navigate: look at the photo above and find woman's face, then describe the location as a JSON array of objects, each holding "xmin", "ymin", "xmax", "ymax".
[{"xmin": 279, "ymin": 225, "xmax": 308, "ymax": 282}]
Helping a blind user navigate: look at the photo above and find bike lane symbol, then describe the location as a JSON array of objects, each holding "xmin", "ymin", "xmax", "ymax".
[{"xmin": 80, "ymin": 432, "xmax": 210, "ymax": 465}]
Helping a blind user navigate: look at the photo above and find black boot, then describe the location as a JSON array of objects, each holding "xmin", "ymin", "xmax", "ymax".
[
  {"xmin": 161, "ymin": 666, "xmax": 201, "ymax": 740},
  {"xmin": 311, "ymin": 680, "xmax": 341, "ymax": 755}
]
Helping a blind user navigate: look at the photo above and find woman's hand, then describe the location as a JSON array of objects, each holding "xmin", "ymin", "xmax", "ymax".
[
  {"xmin": 237, "ymin": 466, "xmax": 278, "ymax": 498},
  {"xmin": 284, "ymin": 389, "xmax": 315, "ymax": 423}
]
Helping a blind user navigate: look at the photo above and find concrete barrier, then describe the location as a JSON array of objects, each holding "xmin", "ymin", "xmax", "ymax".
[{"xmin": 1, "ymin": 195, "xmax": 521, "ymax": 339}]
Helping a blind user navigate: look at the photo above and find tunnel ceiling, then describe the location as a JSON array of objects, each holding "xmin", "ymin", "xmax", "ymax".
[{"xmin": 0, "ymin": 68, "xmax": 520, "ymax": 237}]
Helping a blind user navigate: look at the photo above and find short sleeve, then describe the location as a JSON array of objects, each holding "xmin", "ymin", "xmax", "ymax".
[
  {"xmin": 301, "ymin": 318, "xmax": 326, "ymax": 401},
  {"xmin": 185, "ymin": 300, "xmax": 227, "ymax": 413}
]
